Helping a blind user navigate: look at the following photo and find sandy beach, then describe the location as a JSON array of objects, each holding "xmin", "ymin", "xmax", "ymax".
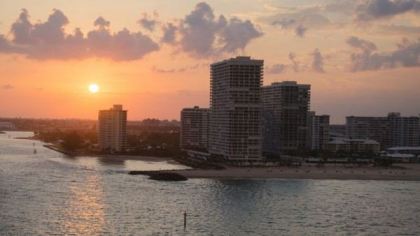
[{"xmin": 168, "ymin": 164, "xmax": 420, "ymax": 181}]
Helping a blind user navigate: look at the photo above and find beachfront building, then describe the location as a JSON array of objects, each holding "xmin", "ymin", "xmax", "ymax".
[
  {"xmin": 327, "ymin": 138, "xmax": 380, "ymax": 154},
  {"xmin": 180, "ymin": 106, "xmax": 210, "ymax": 151},
  {"xmin": 209, "ymin": 56, "xmax": 264, "ymax": 161},
  {"xmin": 307, "ymin": 112, "xmax": 330, "ymax": 150},
  {"xmin": 346, "ymin": 113, "xmax": 420, "ymax": 149},
  {"xmin": 262, "ymin": 81, "xmax": 310, "ymax": 156},
  {"xmin": 388, "ymin": 113, "xmax": 420, "ymax": 147},
  {"xmin": 98, "ymin": 105, "xmax": 127, "ymax": 152}
]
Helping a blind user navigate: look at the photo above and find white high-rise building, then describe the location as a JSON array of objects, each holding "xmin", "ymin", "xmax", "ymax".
[
  {"xmin": 180, "ymin": 106, "xmax": 210, "ymax": 151},
  {"xmin": 209, "ymin": 56, "xmax": 264, "ymax": 161},
  {"xmin": 98, "ymin": 105, "xmax": 127, "ymax": 152}
]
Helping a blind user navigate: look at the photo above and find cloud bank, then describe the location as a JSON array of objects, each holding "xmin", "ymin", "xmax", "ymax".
[
  {"xmin": 356, "ymin": 0, "xmax": 420, "ymax": 21},
  {"xmin": 0, "ymin": 2, "xmax": 262, "ymax": 61},
  {"xmin": 1, "ymin": 9, "xmax": 159, "ymax": 61},
  {"xmin": 347, "ymin": 36, "xmax": 420, "ymax": 71}
]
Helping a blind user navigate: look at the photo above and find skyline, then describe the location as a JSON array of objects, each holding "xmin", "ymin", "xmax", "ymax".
[{"xmin": 1, "ymin": 0, "xmax": 420, "ymax": 123}]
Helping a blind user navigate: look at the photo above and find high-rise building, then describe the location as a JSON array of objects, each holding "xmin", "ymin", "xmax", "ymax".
[
  {"xmin": 98, "ymin": 104, "xmax": 127, "ymax": 152},
  {"xmin": 346, "ymin": 113, "xmax": 420, "ymax": 149},
  {"xmin": 209, "ymin": 56, "xmax": 263, "ymax": 161},
  {"xmin": 307, "ymin": 112, "xmax": 330, "ymax": 150},
  {"xmin": 180, "ymin": 106, "xmax": 209, "ymax": 151},
  {"xmin": 262, "ymin": 81, "xmax": 310, "ymax": 156},
  {"xmin": 388, "ymin": 113, "xmax": 420, "ymax": 147}
]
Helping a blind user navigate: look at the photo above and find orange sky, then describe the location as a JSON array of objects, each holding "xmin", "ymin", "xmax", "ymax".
[{"xmin": 1, "ymin": 0, "xmax": 419, "ymax": 123}]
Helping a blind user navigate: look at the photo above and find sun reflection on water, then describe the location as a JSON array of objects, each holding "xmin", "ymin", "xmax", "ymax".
[{"xmin": 63, "ymin": 174, "xmax": 106, "ymax": 235}]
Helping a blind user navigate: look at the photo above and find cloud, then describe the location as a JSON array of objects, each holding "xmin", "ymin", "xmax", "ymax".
[
  {"xmin": 138, "ymin": 13, "xmax": 158, "ymax": 31},
  {"xmin": 179, "ymin": 2, "xmax": 262, "ymax": 57},
  {"xmin": 1, "ymin": 9, "xmax": 159, "ymax": 61},
  {"xmin": 0, "ymin": 35, "xmax": 18, "ymax": 53},
  {"xmin": 86, "ymin": 18, "xmax": 159, "ymax": 60},
  {"xmin": 355, "ymin": 0, "xmax": 420, "ymax": 21},
  {"xmin": 288, "ymin": 52, "xmax": 300, "ymax": 72},
  {"xmin": 294, "ymin": 25, "xmax": 307, "ymax": 38},
  {"xmin": 161, "ymin": 23, "xmax": 177, "ymax": 44},
  {"xmin": 219, "ymin": 17, "xmax": 263, "ymax": 52},
  {"xmin": 1, "ymin": 84, "xmax": 14, "ymax": 90},
  {"xmin": 1, "ymin": 3, "xmax": 262, "ymax": 60},
  {"xmin": 347, "ymin": 36, "xmax": 420, "ymax": 71},
  {"xmin": 152, "ymin": 64, "xmax": 201, "ymax": 73},
  {"xmin": 267, "ymin": 64, "xmax": 286, "ymax": 74},
  {"xmin": 270, "ymin": 6, "xmax": 332, "ymax": 35},
  {"xmin": 311, "ymin": 48, "xmax": 325, "ymax": 73},
  {"xmin": 94, "ymin": 16, "xmax": 110, "ymax": 28},
  {"xmin": 347, "ymin": 36, "xmax": 377, "ymax": 51}
]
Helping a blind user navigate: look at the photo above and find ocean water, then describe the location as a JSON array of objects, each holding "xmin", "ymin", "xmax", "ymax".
[{"xmin": 1, "ymin": 132, "xmax": 419, "ymax": 235}]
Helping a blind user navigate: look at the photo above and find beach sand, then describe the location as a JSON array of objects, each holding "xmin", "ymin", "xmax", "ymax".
[{"xmin": 168, "ymin": 164, "xmax": 420, "ymax": 181}]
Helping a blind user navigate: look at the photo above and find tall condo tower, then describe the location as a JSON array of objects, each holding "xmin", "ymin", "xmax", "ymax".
[
  {"xmin": 98, "ymin": 104, "xmax": 127, "ymax": 152},
  {"xmin": 262, "ymin": 81, "xmax": 310, "ymax": 156},
  {"xmin": 209, "ymin": 56, "xmax": 264, "ymax": 161}
]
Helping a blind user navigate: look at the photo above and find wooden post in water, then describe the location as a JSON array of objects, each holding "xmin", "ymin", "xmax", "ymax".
[{"xmin": 183, "ymin": 211, "xmax": 187, "ymax": 230}]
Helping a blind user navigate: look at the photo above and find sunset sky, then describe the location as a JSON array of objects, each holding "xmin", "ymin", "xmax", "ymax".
[{"xmin": 0, "ymin": 0, "xmax": 419, "ymax": 123}]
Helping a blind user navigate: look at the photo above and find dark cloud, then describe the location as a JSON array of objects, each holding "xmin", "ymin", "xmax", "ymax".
[
  {"xmin": 288, "ymin": 52, "xmax": 300, "ymax": 72},
  {"xmin": 1, "ymin": 84, "xmax": 14, "ymax": 90},
  {"xmin": 138, "ymin": 13, "xmax": 158, "ymax": 31},
  {"xmin": 179, "ymin": 2, "xmax": 262, "ymax": 57},
  {"xmin": 347, "ymin": 36, "xmax": 420, "ymax": 71},
  {"xmin": 294, "ymin": 25, "xmax": 307, "ymax": 37},
  {"xmin": 94, "ymin": 16, "xmax": 110, "ymax": 28},
  {"xmin": 346, "ymin": 36, "xmax": 377, "ymax": 52},
  {"xmin": 1, "ymin": 9, "xmax": 159, "ymax": 60},
  {"xmin": 161, "ymin": 23, "xmax": 177, "ymax": 44},
  {"xmin": 267, "ymin": 64, "xmax": 286, "ymax": 74},
  {"xmin": 311, "ymin": 48, "xmax": 325, "ymax": 73},
  {"xmin": 356, "ymin": 0, "xmax": 420, "ymax": 21},
  {"xmin": 0, "ymin": 35, "xmax": 18, "ymax": 53}
]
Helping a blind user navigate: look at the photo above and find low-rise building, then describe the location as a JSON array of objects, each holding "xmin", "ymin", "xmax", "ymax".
[{"xmin": 327, "ymin": 138, "xmax": 380, "ymax": 154}]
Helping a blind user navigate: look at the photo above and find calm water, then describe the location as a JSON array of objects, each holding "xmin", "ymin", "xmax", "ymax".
[{"xmin": 1, "ymin": 132, "xmax": 420, "ymax": 235}]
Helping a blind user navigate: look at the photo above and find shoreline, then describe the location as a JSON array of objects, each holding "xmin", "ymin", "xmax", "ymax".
[
  {"xmin": 43, "ymin": 144, "xmax": 174, "ymax": 162},
  {"xmin": 165, "ymin": 164, "xmax": 420, "ymax": 181},
  {"xmin": 36, "ymin": 138, "xmax": 420, "ymax": 182}
]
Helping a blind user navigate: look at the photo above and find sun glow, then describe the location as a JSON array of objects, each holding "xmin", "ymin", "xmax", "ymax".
[{"xmin": 88, "ymin": 84, "xmax": 99, "ymax": 93}]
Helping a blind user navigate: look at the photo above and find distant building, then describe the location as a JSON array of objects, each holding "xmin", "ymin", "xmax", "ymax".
[
  {"xmin": 346, "ymin": 113, "xmax": 420, "ymax": 149},
  {"xmin": 307, "ymin": 112, "xmax": 330, "ymax": 150},
  {"xmin": 329, "ymin": 124, "xmax": 346, "ymax": 138},
  {"xmin": 327, "ymin": 138, "xmax": 380, "ymax": 154},
  {"xmin": 180, "ymin": 106, "xmax": 209, "ymax": 151},
  {"xmin": 262, "ymin": 81, "xmax": 310, "ymax": 156},
  {"xmin": 384, "ymin": 146, "xmax": 420, "ymax": 162},
  {"xmin": 98, "ymin": 105, "xmax": 127, "ymax": 152},
  {"xmin": 0, "ymin": 122, "xmax": 15, "ymax": 130},
  {"xmin": 209, "ymin": 56, "xmax": 264, "ymax": 161}
]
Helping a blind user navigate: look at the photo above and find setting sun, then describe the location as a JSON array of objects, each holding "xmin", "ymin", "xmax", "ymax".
[{"xmin": 88, "ymin": 83, "xmax": 99, "ymax": 93}]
